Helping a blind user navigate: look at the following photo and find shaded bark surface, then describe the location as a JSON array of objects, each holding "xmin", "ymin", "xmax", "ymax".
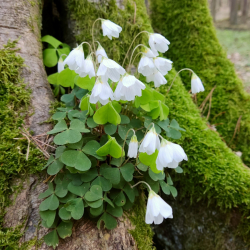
[{"xmin": 0, "ymin": 0, "xmax": 54, "ymax": 135}]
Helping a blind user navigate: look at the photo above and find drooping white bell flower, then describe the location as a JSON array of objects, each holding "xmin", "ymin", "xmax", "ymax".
[
  {"xmin": 153, "ymin": 57, "xmax": 173, "ymax": 75},
  {"xmin": 97, "ymin": 57, "xmax": 125, "ymax": 82},
  {"xmin": 114, "ymin": 74, "xmax": 146, "ymax": 101},
  {"xmin": 139, "ymin": 127, "xmax": 160, "ymax": 155},
  {"xmin": 191, "ymin": 73, "xmax": 205, "ymax": 94},
  {"xmin": 64, "ymin": 45, "xmax": 84, "ymax": 71},
  {"xmin": 127, "ymin": 135, "xmax": 138, "ymax": 158},
  {"xmin": 146, "ymin": 69, "xmax": 167, "ymax": 88},
  {"xmin": 101, "ymin": 19, "xmax": 122, "ymax": 40},
  {"xmin": 57, "ymin": 56, "xmax": 65, "ymax": 73},
  {"xmin": 89, "ymin": 77, "xmax": 114, "ymax": 105},
  {"xmin": 149, "ymin": 33, "xmax": 170, "ymax": 53},
  {"xmin": 96, "ymin": 44, "xmax": 108, "ymax": 63},
  {"xmin": 156, "ymin": 139, "xmax": 188, "ymax": 171},
  {"xmin": 146, "ymin": 190, "xmax": 173, "ymax": 224},
  {"xmin": 142, "ymin": 46, "xmax": 159, "ymax": 57},
  {"xmin": 75, "ymin": 55, "xmax": 95, "ymax": 78},
  {"xmin": 138, "ymin": 56, "xmax": 155, "ymax": 77}
]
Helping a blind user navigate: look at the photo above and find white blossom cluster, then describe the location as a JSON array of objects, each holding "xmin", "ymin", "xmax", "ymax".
[{"xmin": 58, "ymin": 19, "xmax": 204, "ymax": 226}]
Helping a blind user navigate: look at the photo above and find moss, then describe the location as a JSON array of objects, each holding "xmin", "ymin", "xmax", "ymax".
[
  {"xmin": 154, "ymin": 68, "xmax": 250, "ymax": 246},
  {"xmin": 0, "ymin": 41, "xmax": 44, "ymax": 248},
  {"xmin": 127, "ymin": 192, "xmax": 155, "ymax": 250},
  {"xmin": 150, "ymin": 0, "xmax": 250, "ymax": 166}
]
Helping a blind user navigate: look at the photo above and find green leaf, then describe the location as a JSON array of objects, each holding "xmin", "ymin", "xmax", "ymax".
[
  {"xmin": 57, "ymin": 221, "xmax": 73, "ymax": 239},
  {"xmin": 87, "ymin": 117, "xmax": 98, "ymax": 128},
  {"xmin": 39, "ymin": 183, "xmax": 54, "ymax": 199},
  {"xmin": 67, "ymin": 182, "xmax": 90, "ymax": 197},
  {"xmin": 48, "ymin": 73, "xmax": 59, "ymax": 85},
  {"xmin": 44, "ymin": 230, "xmax": 59, "ymax": 249},
  {"xmin": 148, "ymin": 168, "xmax": 165, "ymax": 181},
  {"xmin": 39, "ymin": 210, "xmax": 56, "ymax": 228},
  {"xmin": 106, "ymin": 204, "xmax": 123, "ymax": 217},
  {"xmin": 101, "ymin": 164, "xmax": 120, "ymax": 185},
  {"xmin": 175, "ymin": 166, "xmax": 183, "ymax": 173},
  {"xmin": 82, "ymin": 140, "xmax": 105, "ymax": 160},
  {"xmin": 104, "ymin": 196, "xmax": 114, "ymax": 207},
  {"xmin": 47, "ymin": 159, "xmax": 64, "ymax": 175},
  {"xmin": 96, "ymin": 136, "xmax": 124, "ymax": 158},
  {"xmin": 55, "ymin": 179, "xmax": 69, "ymax": 198},
  {"xmin": 145, "ymin": 174, "xmax": 160, "ymax": 193},
  {"xmin": 135, "ymin": 87, "xmax": 153, "ymax": 106},
  {"xmin": 167, "ymin": 176, "xmax": 173, "ymax": 185},
  {"xmin": 59, "ymin": 207, "xmax": 72, "ymax": 220},
  {"xmin": 87, "ymin": 199, "xmax": 103, "ymax": 208},
  {"xmin": 169, "ymin": 186, "xmax": 178, "ymax": 197},
  {"xmin": 39, "ymin": 194, "xmax": 59, "ymax": 211},
  {"xmin": 159, "ymin": 181, "xmax": 171, "ymax": 195},
  {"xmin": 90, "ymin": 204, "xmax": 103, "ymax": 216},
  {"xmin": 42, "ymin": 35, "xmax": 62, "ymax": 48},
  {"xmin": 110, "ymin": 157, "xmax": 124, "ymax": 167},
  {"xmin": 112, "ymin": 101, "xmax": 122, "ymax": 113},
  {"xmin": 76, "ymin": 76, "xmax": 95, "ymax": 91},
  {"xmin": 61, "ymin": 93, "xmax": 74, "ymax": 103},
  {"xmin": 137, "ymin": 163, "xmax": 148, "ymax": 172},
  {"xmin": 43, "ymin": 48, "xmax": 58, "ymax": 67},
  {"xmin": 81, "ymin": 168, "xmax": 98, "ymax": 182},
  {"xmin": 104, "ymin": 124, "xmax": 117, "ymax": 135},
  {"xmin": 157, "ymin": 119, "xmax": 169, "ymax": 131},
  {"xmin": 120, "ymin": 115, "xmax": 130, "ymax": 124},
  {"xmin": 123, "ymin": 183, "xmax": 135, "ymax": 203},
  {"xmin": 52, "ymin": 112, "xmax": 66, "ymax": 120},
  {"xmin": 120, "ymin": 163, "xmax": 134, "ymax": 182},
  {"xmin": 85, "ymin": 185, "xmax": 103, "ymax": 202},
  {"xmin": 61, "ymin": 150, "xmax": 91, "ymax": 171},
  {"xmin": 151, "ymin": 88, "xmax": 165, "ymax": 102},
  {"xmin": 47, "ymin": 120, "xmax": 68, "ymax": 134},
  {"xmin": 113, "ymin": 191, "xmax": 126, "ymax": 207},
  {"xmin": 130, "ymin": 119, "xmax": 142, "ymax": 128},
  {"xmin": 57, "ymin": 68, "xmax": 77, "ymax": 88},
  {"xmin": 139, "ymin": 151, "xmax": 160, "ymax": 173},
  {"xmin": 97, "ymin": 212, "xmax": 117, "ymax": 230},
  {"xmin": 58, "ymin": 192, "xmax": 76, "ymax": 203},
  {"xmin": 92, "ymin": 176, "xmax": 112, "ymax": 192},
  {"xmin": 70, "ymin": 119, "xmax": 90, "ymax": 133},
  {"xmin": 118, "ymin": 124, "xmax": 133, "ymax": 140},
  {"xmin": 93, "ymin": 102, "xmax": 121, "ymax": 125},
  {"xmin": 148, "ymin": 101, "xmax": 169, "ymax": 121},
  {"xmin": 54, "ymin": 130, "xmax": 82, "ymax": 145}
]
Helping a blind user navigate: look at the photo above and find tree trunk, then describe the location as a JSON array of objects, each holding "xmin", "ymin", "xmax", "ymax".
[
  {"xmin": 242, "ymin": 0, "xmax": 249, "ymax": 23},
  {"xmin": 211, "ymin": 0, "xmax": 217, "ymax": 21},
  {"xmin": 1, "ymin": 0, "xmax": 147, "ymax": 249},
  {"xmin": 230, "ymin": 0, "xmax": 239, "ymax": 25}
]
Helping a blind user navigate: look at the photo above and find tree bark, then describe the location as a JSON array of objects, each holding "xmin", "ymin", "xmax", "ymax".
[
  {"xmin": 242, "ymin": 0, "xmax": 249, "ymax": 23},
  {"xmin": 230, "ymin": 0, "xmax": 239, "ymax": 25},
  {"xmin": 1, "ymin": 0, "xmax": 140, "ymax": 249},
  {"xmin": 210, "ymin": 0, "xmax": 217, "ymax": 21}
]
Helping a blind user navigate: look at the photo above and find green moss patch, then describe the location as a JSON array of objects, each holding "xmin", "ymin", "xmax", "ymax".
[
  {"xmin": 150, "ymin": 0, "xmax": 250, "ymax": 166},
  {"xmin": 0, "ymin": 41, "xmax": 44, "ymax": 248}
]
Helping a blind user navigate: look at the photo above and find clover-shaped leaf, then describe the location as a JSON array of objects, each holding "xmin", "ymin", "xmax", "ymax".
[
  {"xmin": 44, "ymin": 230, "xmax": 59, "ymax": 249},
  {"xmin": 39, "ymin": 194, "xmax": 59, "ymax": 211},
  {"xmin": 39, "ymin": 210, "xmax": 56, "ymax": 228},
  {"xmin": 139, "ymin": 151, "xmax": 161, "ymax": 174},
  {"xmin": 65, "ymin": 198, "xmax": 84, "ymax": 220},
  {"xmin": 47, "ymin": 120, "xmax": 68, "ymax": 134},
  {"xmin": 59, "ymin": 207, "xmax": 71, "ymax": 220},
  {"xmin": 85, "ymin": 185, "xmax": 103, "ymax": 202},
  {"xmin": 82, "ymin": 140, "xmax": 105, "ymax": 160},
  {"xmin": 97, "ymin": 212, "xmax": 117, "ymax": 230},
  {"xmin": 67, "ymin": 182, "xmax": 90, "ymax": 197}
]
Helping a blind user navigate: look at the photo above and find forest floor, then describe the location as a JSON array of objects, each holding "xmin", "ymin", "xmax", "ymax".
[{"xmin": 216, "ymin": 28, "xmax": 250, "ymax": 92}]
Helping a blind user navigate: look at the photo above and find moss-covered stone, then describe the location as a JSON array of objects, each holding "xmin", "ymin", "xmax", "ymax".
[
  {"xmin": 0, "ymin": 41, "xmax": 44, "ymax": 248},
  {"xmin": 150, "ymin": 0, "xmax": 250, "ymax": 166}
]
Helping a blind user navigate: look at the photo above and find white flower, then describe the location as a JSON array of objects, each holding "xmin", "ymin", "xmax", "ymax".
[
  {"xmin": 156, "ymin": 139, "xmax": 188, "ymax": 171},
  {"xmin": 146, "ymin": 69, "xmax": 167, "ymax": 87},
  {"xmin": 114, "ymin": 74, "xmax": 145, "ymax": 101},
  {"xmin": 149, "ymin": 33, "xmax": 170, "ymax": 53},
  {"xmin": 191, "ymin": 73, "xmax": 205, "ymax": 94},
  {"xmin": 139, "ymin": 127, "xmax": 160, "ymax": 155},
  {"xmin": 143, "ymin": 47, "xmax": 158, "ymax": 57},
  {"xmin": 153, "ymin": 57, "xmax": 173, "ymax": 75},
  {"xmin": 146, "ymin": 190, "xmax": 173, "ymax": 224},
  {"xmin": 89, "ymin": 77, "xmax": 114, "ymax": 105},
  {"xmin": 127, "ymin": 135, "xmax": 138, "ymax": 158},
  {"xmin": 97, "ymin": 57, "xmax": 125, "ymax": 82},
  {"xmin": 57, "ymin": 57, "xmax": 65, "ymax": 73},
  {"xmin": 101, "ymin": 19, "xmax": 122, "ymax": 40},
  {"xmin": 75, "ymin": 55, "xmax": 95, "ymax": 78},
  {"xmin": 96, "ymin": 44, "xmax": 108, "ymax": 63},
  {"xmin": 138, "ymin": 56, "xmax": 156, "ymax": 77},
  {"xmin": 64, "ymin": 45, "xmax": 84, "ymax": 70}
]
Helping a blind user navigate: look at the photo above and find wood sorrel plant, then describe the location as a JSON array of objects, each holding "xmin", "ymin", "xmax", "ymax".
[{"xmin": 40, "ymin": 19, "xmax": 204, "ymax": 248}]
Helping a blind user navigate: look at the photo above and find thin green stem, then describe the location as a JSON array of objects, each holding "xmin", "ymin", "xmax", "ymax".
[
  {"xmin": 92, "ymin": 18, "xmax": 103, "ymax": 54},
  {"xmin": 167, "ymin": 68, "xmax": 195, "ymax": 93},
  {"xmin": 131, "ymin": 181, "xmax": 152, "ymax": 191},
  {"xmin": 130, "ymin": 52, "xmax": 144, "ymax": 74},
  {"xmin": 122, "ymin": 30, "xmax": 149, "ymax": 67}
]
